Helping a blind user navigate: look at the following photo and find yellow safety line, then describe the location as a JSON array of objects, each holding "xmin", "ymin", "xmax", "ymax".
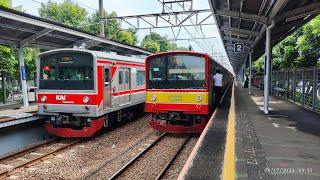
[{"xmin": 222, "ymin": 82, "xmax": 235, "ymax": 180}]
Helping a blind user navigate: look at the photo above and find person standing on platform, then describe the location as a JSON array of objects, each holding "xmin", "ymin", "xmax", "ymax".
[
  {"xmin": 213, "ymin": 69, "xmax": 223, "ymax": 108},
  {"xmin": 244, "ymin": 74, "xmax": 249, "ymax": 88}
]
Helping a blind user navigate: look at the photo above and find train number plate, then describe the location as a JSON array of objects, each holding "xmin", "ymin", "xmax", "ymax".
[{"xmin": 168, "ymin": 96, "xmax": 182, "ymax": 101}]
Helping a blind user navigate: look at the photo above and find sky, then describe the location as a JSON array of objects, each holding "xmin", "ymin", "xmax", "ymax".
[{"xmin": 12, "ymin": 0, "xmax": 232, "ymax": 71}]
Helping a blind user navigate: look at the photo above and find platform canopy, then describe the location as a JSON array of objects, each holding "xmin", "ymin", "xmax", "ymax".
[
  {"xmin": 208, "ymin": 0, "xmax": 320, "ymax": 72},
  {"xmin": 0, "ymin": 6, "xmax": 152, "ymax": 56}
]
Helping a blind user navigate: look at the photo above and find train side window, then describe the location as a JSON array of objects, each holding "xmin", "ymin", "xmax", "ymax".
[
  {"xmin": 125, "ymin": 71, "xmax": 129, "ymax": 84},
  {"xmin": 136, "ymin": 71, "xmax": 145, "ymax": 86},
  {"xmin": 119, "ymin": 71, "xmax": 123, "ymax": 84},
  {"xmin": 104, "ymin": 68, "xmax": 109, "ymax": 86}
]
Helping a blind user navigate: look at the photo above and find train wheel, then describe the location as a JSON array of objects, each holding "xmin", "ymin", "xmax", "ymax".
[{"xmin": 103, "ymin": 115, "xmax": 109, "ymax": 128}]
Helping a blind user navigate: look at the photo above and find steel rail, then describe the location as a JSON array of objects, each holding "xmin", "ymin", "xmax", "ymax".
[
  {"xmin": 108, "ymin": 132, "xmax": 167, "ymax": 180},
  {"xmin": 0, "ymin": 138, "xmax": 57, "ymax": 162},
  {"xmin": 0, "ymin": 139, "xmax": 82, "ymax": 178},
  {"xmin": 155, "ymin": 136, "xmax": 190, "ymax": 180}
]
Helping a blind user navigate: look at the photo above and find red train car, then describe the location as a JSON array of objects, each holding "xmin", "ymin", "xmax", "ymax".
[{"xmin": 145, "ymin": 51, "xmax": 233, "ymax": 133}]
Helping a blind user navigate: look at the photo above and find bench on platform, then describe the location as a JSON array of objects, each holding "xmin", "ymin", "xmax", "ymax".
[{"xmin": 273, "ymin": 87, "xmax": 287, "ymax": 99}]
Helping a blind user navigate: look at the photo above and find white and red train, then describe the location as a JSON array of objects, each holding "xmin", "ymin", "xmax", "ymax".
[{"xmin": 37, "ymin": 48, "xmax": 146, "ymax": 137}]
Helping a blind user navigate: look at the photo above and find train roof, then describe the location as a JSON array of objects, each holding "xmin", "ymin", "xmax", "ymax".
[
  {"xmin": 39, "ymin": 48, "xmax": 146, "ymax": 64},
  {"xmin": 145, "ymin": 51, "xmax": 209, "ymax": 60}
]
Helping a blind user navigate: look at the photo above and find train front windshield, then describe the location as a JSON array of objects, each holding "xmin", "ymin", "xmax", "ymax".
[
  {"xmin": 39, "ymin": 52, "xmax": 94, "ymax": 90},
  {"xmin": 148, "ymin": 55, "xmax": 206, "ymax": 89}
]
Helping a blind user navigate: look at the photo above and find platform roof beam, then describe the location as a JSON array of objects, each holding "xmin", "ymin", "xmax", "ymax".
[
  {"xmin": 214, "ymin": 9, "xmax": 269, "ymax": 25},
  {"xmin": 20, "ymin": 28, "xmax": 53, "ymax": 47},
  {"xmin": 220, "ymin": 26, "xmax": 260, "ymax": 37},
  {"xmin": 223, "ymin": 37, "xmax": 254, "ymax": 45}
]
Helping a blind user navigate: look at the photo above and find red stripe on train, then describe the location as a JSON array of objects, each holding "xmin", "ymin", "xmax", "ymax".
[{"xmin": 112, "ymin": 88, "xmax": 146, "ymax": 96}]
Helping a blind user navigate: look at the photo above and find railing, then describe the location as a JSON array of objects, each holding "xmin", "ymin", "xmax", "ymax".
[
  {"xmin": 271, "ymin": 67, "xmax": 320, "ymax": 113},
  {"xmin": 250, "ymin": 67, "xmax": 320, "ymax": 113}
]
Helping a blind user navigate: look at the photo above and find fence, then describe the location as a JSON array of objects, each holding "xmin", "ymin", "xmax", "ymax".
[
  {"xmin": 271, "ymin": 67, "xmax": 320, "ymax": 113},
  {"xmin": 250, "ymin": 67, "xmax": 320, "ymax": 113}
]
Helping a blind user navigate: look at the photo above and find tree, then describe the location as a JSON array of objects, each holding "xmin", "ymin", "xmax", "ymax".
[
  {"xmin": 141, "ymin": 32, "xmax": 187, "ymax": 52},
  {"xmin": 86, "ymin": 11, "xmax": 137, "ymax": 45},
  {"xmin": 0, "ymin": 45, "xmax": 18, "ymax": 79},
  {"xmin": 39, "ymin": 0, "xmax": 89, "ymax": 29},
  {"xmin": 142, "ymin": 41, "xmax": 160, "ymax": 53},
  {"xmin": 0, "ymin": 0, "xmax": 11, "ymax": 8},
  {"xmin": 270, "ymin": 15, "xmax": 320, "ymax": 69},
  {"xmin": 115, "ymin": 31, "xmax": 135, "ymax": 45},
  {"xmin": 141, "ymin": 32, "xmax": 170, "ymax": 52}
]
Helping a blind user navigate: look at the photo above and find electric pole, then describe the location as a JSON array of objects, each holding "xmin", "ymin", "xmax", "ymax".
[{"xmin": 99, "ymin": 0, "xmax": 105, "ymax": 37}]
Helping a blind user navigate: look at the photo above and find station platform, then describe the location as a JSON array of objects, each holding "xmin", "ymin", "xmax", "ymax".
[
  {"xmin": 179, "ymin": 82, "xmax": 320, "ymax": 180},
  {"xmin": 0, "ymin": 104, "xmax": 42, "ymax": 128}
]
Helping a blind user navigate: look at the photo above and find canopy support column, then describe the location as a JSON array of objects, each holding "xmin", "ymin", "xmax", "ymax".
[
  {"xmin": 19, "ymin": 47, "xmax": 29, "ymax": 107},
  {"xmin": 264, "ymin": 21, "xmax": 275, "ymax": 114},
  {"xmin": 249, "ymin": 48, "xmax": 253, "ymax": 95}
]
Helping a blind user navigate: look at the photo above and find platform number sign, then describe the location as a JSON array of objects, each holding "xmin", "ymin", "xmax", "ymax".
[
  {"xmin": 234, "ymin": 43, "xmax": 244, "ymax": 53},
  {"xmin": 21, "ymin": 66, "xmax": 26, "ymax": 80}
]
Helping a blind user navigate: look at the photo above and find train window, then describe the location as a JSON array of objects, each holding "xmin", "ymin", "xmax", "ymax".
[
  {"xmin": 149, "ymin": 57, "xmax": 165, "ymax": 81},
  {"xmin": 136, "ymin": 71, "xmax": 145, "ymax": 86},
  {"xmin": 104, "ymin": 68, "xmax": 109, "ymax": 85},
  {"xmin": 119, "ymin": 71, "xmax": 123, "ymax": 84},
  {"xmin": 125, "ymin": 71, "xmax": 129, "ymax": 84},
  {"xmin": 41, "ymin": 57, "xmax": 56, "ymax": 80},
  {"xmin": 39, "ymin": 52, "xmax": 94, "ymax": 90},
  {"xmin": 148, "ymin": 55, "xmax": 206, "ymax": 89}
]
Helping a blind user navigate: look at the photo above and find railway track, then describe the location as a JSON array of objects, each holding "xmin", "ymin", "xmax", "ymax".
[
  {"xmin": 0, "ymin": 138, "xmax": 82, "ymax": 179},
  {"xmin": 108, "ymin": 133, "xmax": 190, "ymax": 180}
]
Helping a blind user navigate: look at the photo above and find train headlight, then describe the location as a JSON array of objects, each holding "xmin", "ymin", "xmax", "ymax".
[
  {"xmin": 151, "ymin": 95, "xmax": 156, "ymax": 101},
  {"xmin": 83, "ymin": 96, "xmax": 90, "ymax": 104},
  {"xmin": 196, "ymin": 95, "xmax": 202, "ymax": 102},
  {"xmin": 41, "ymin": 95, "xmax": 47, "ymax": 102}
]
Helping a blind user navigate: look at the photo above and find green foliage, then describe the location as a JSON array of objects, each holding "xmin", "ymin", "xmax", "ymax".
[
  {"xmin": 24, "ymin": 48, "xmax": 40, "ymax": 80},
  {"xmin": 0, "ymin": 45, "xmax": 18, "ymax": 79},
  {"xmin": 270, "ymin": 15, "xmax": 320, "ymax": 70},
  {"xmin": 39, "ymin": 0, "xmax": 88, "ymax": 28},
  {"xmin": 86, "ymin": 11, "xmax": 137, "ymax": 45},
  {"xmin": 0, "ymin": 0, "xmax": 11, "ymax": 7},
  {"xmin": 142, "ymin": 41, "xmax": 160, "ymax": 53},
  {"xmin": 141, "ymin": 32, "xmax": 187, "ymax": 52},
  {"xmin": 252, "ymin": 56, "xmax": 264, "ymax": 74}
]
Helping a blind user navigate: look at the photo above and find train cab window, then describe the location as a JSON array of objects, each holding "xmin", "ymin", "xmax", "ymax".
[
  {"xmin": 39, "ymin": 52, "xmax": 94, "ymax": 90},
  {"xmin": 41, "ymin": 57, "xmax": 56, "ymax": 80},
  {"xmin": 136, "ymin": 71, "xmax": 145, "ymax": 86},
  {"xmin": 119, "ymin": 71, "xmax": 123, "ymax": 84},
  {"xmin": 125, "ymin": 71, "xmax": 129, "ymax": 84},
  {"xmin": 148, "ymin": 55, "xmax": 206, "ymax": 89},
  {"xmin": 149, "ymin": 57, "xmax": 165, "ymax": 81},
  {"xmin": 104, "ymin": 68, "xmax": 109, "ymax": 86}
]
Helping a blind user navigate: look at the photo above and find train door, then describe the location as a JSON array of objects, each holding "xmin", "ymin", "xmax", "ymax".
[
  {"xmin": 103, "ymin": 66, "xmax": 111, "ymax": 109},
  {"xmin": 118, "ymin": 69, "xmax": 124, "ymax": 105},
  {"xmin": 124, "ymin": 68, "xmax": 131, "ymax": 104}
]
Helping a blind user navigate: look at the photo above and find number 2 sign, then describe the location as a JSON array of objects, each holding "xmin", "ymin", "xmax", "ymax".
[{"xmin": 234, "ymin": 43, "xmax": 244, "ymax": 53}]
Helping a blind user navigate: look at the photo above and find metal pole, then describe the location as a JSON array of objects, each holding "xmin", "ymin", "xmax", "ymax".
[
  {"xmin": 19, "ymin": 48, "xmax": 29, "ymax": 107},
  {"xmin": 312, "ymin": 66, "xmax": 317, "ymax": 110},
  {"xmin": 1, "ymin": 71, "xmax": 6, "ymax": 104},
  {"xmin": 99, "ymin": 0, "xmax": 105, "ymax": 38},
  {"xmin": 264, "ymin": 21, "xmax": 275, "ymax": 114},
  {"xmin": 302, "ymin": 68, "xmax": 305, "ymax": 106},
  {"xmin": 249, "ymin": 47, "xmax": 253, "ymax": 95}
]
